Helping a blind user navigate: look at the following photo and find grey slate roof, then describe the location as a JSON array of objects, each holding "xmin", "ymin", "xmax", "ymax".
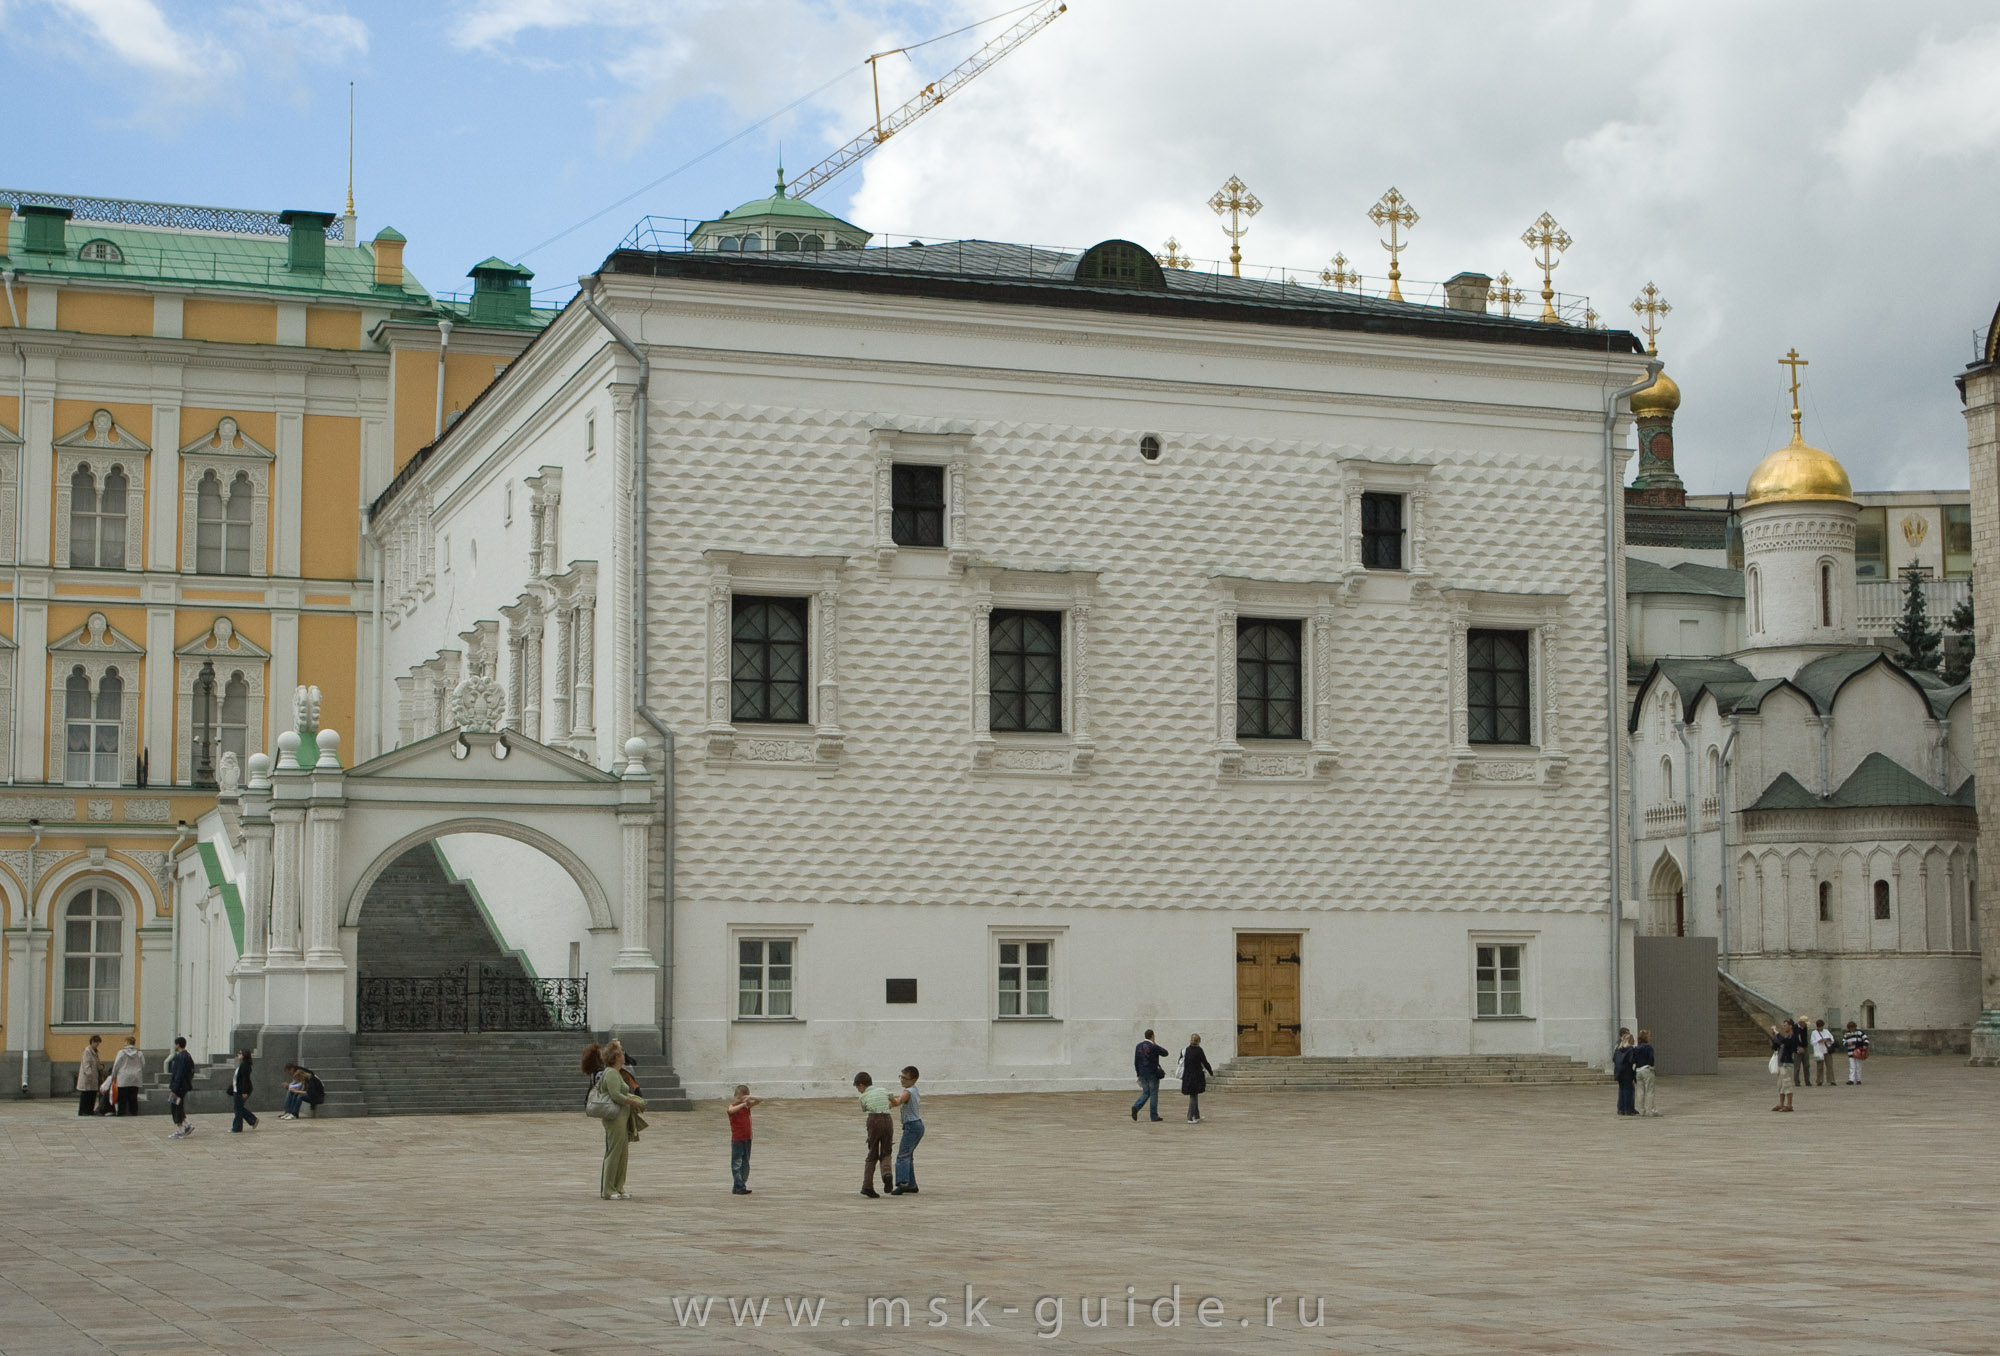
[
  {"xmin": 1954, "ymin": 775, "xmax": 1978, "ymax": 807},
  {"xmin": 1626, "ymin": 559, "xmax": 1743, "ymax": 598},
  {"xmin": 1747, "ymin": 752, "xmax": 1968, "ymax": 812}
]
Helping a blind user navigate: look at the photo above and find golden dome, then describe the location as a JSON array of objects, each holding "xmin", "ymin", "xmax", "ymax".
[
  {"xmin": 1629, "ymin": 367, "xmax": 1681, "ymax": 417},
  {"xmin": 1745, "ymin": 432, "xmax": 1853, "ymax": 505}
]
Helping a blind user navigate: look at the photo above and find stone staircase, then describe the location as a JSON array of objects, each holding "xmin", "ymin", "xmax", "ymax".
[
  {"xmin": 350, "ymin": 1033, "xmax": 691, "ymax": 1116},
  {"xmin": 1718, "ymin": 986, "xmax": 1775, "ymax": 1058},
  {"xmin": 144, "ymin": 1049, "xmax": 369, "ymax": 1118},
  {"xmin": 358, "ymin": 843, "xmax": 528, "ymax": 980},
  {"xmin": 1210, "ymin": 1054, "xmax": 1605, "ymax": 1092}
]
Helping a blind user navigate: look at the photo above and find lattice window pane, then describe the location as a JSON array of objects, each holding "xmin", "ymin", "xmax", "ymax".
[
  {"xmin": 69, "ymin": 467, "xmax": 97, "ymax": 568},
  {"xmin": 196, "ymin": 473, "xmax": 224, "ymax": 574},
  {"xmin": 1236, "ymin": 618, "xmax": 1303, "ymax": 739},
  {"xmin": 98, "ymin": 468, "xmax": 127, "ymax": 567},
  {"xmin": 224, "ymin": 473, "xmax": 253, "ymax": 574},
  {"xmin": 730, "ymin": 596, "xmax": 811, "ymax": 724},
  {"xmin": 1467, "ymin": 629, "xmax": 1532, "ymax": 746},
  {"xmin": 1361, "ymin": 491, "xmax": 1404, "ymax": 570},
  {"xmin": 990, "ymin": 609, "xmax": 1062, "ymax": 733},
  {"xmin": 890, "ymin": 463, "xmax": 946, "ymax": 548}
]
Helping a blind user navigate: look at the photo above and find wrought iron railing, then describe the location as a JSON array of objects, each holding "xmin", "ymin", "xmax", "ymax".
[
  {"xmin": 1, "ymin": 188, "xmax": 344, "ymax": 240},
  {"xmin": 358, "ymin": 965, "xmax": 587, "ymax": 1033}
]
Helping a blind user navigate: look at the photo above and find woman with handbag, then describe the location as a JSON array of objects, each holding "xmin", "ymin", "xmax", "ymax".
[
  {"xmin": 1178, "ymin": 1034, "xmax": 1214, "ymax": 1124},
  {"xmin": 581, "ymin": 1041, "xmax": 647, "ymax": 1199}
]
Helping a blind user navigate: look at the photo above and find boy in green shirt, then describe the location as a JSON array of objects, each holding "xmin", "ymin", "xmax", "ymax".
[{"xmin": 854, "ymin": 1071, "xmax": 895, "ymax": 1198}]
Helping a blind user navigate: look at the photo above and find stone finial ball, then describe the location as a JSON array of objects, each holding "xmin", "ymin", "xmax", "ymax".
[
  {"xmin": 624, "ymin": 736, "xmax": 648, "ymax": 762},
  {"xmin": 247, "ymin": 752, "xmax": 271, "ymax": 783},
  {"xmin": 317, "ymin": 729, "xmax": 341, "ymax": 767}
]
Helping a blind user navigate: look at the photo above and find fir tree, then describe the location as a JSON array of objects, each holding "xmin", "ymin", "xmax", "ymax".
[
  {"xmin": 1893, "ymin": 563, "xmax": 1943, "ymax": 673},
  {"xmin": 1943, "ymin": 582, "xmax": 1974, "ymax": 685}
]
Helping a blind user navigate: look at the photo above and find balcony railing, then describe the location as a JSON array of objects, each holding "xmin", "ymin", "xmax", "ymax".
[
  {"xmin": 1643, "ymin": 803, "xmax": 1687, "ymax": 834},
  {"xmin": 1857, "ymin": 577, "xmax": 1970, "ymax": 635}
]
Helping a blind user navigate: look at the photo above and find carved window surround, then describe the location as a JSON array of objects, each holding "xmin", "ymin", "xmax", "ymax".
[
  {"xmin": 178, "ymin": 417, "xmax": 271, "ymax": 578},
  {"xmin": 968, "ymin": 565, "xmax": 1098, "ymax": 778},
  {"xmin": 547, "ymin": 563, "xmax": 598, "ymax": 757},
  {"xmin": 500, "ymin": 595, "xmax": 542, "ymax": 741},
  {"xmin": 173, "ymin": 618, "xmax": 269, "ymax": 786},
  {"xmin": 49, "ymin": 612, "xmax": 143, "ymax": 787},
  {"xmin": 1442, "ymin": 588, "xmax": 1568, "ymax": 789},
  {"xmin": 1339, "ymin": 457, "xmax": 1435, "ymax": 589},
  {"xmin": 872, "ymin": 430, "xmax": 970, "ymax": 573},
  {"xmin": 703, "ymin": 551, "xmax": 847, "ymax": 772},
  {"xmin": 381, "ymin": 489, "xmax": 435, "ymax": 627},
  {"xmin": 0, "ymin": 418, "xmax": 20, "ymax": 563},
  {"xmin": 526, "ymin": 465, "xmax": 563, "ymax": 581},
  {"xmin": 1210, "ymin": 575, "xmax": 1339, "ymax": 784},
  {"xmin": 55, "ymin": 409, "xmax": 149, "ymax": 573}
]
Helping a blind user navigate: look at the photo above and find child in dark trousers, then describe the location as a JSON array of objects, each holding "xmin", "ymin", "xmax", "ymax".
[
  {"xmin": 727, "ymin": 1085, "xmax": 761, "ymax": 1194},
  {"xmin": 855, "ymin": 1071, "xmax": 895, "ymax": 1198}
]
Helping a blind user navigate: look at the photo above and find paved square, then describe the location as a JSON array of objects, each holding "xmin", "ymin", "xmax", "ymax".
[{"xmin": 1, "ymin": 1058, "xmax": 1994, "ymax": 1353}]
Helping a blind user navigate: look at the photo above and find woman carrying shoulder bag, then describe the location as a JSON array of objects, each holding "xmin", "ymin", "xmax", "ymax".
[
  {"xmin": 1179, "ymin": 1034, "xmax": 1214, "ymax": 1124},
  {"xmin": 581, "ymin": 1041, "xmax": 647, "ymax": 1200}
]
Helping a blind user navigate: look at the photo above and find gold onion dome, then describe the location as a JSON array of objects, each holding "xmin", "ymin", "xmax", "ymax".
[
  {"xmin": 1745, "ymin": 432, "xmax": 1853, "ymax": 505},
  {"xmin": 1629, "ymin": 367, "xmax": 1681, "ymax": 417}
]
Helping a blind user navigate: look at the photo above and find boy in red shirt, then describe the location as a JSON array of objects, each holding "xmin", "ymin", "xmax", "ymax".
[{"xmin": 727, "ymin": 1085, "xmax": 761, "ymax": 1195}]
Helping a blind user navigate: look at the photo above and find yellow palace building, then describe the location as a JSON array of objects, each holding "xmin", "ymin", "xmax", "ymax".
[{"xmin": 0, "ymin": 189, "xmax": 550, "ymax": 1094}]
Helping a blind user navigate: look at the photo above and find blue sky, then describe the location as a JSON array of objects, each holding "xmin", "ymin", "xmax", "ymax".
[{"xmin": 7, "ymin": 1, "xmax": 2000, "ymax": 496}]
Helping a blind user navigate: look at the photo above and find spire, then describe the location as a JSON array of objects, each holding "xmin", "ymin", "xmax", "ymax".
[
  {"xmin": 344, "ymin": 81, "xmax": 359, "ymax": 246},
  {"xmin": 774, "ymin": 161, "xmax": 787, "ymax": 200}
]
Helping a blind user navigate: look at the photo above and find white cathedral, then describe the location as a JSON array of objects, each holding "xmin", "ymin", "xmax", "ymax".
[{"xmin": 175, "ymin": 185, "xmax": 1678, "ymax": 1099}]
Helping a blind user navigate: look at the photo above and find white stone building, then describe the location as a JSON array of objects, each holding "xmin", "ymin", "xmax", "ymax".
[
  {"xmin": 241, "ymin": 218, "xmax": 1659, "ymax": 1097},
  {"xmin": 1629, "ymin": 414, "xmax": 1979, "ymax": 1051}
]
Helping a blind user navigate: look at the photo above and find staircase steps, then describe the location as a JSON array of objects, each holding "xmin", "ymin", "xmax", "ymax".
[
  {"xmin": 350, "ymin": 1034, "xmax": 692, "ymax": 1116},
  {"xmin": 1718, "ymin": 986, "xmax": 1776, "ymax": 1058},
  {"xmin": 146, "ymin": 1051, "xmax": 369, "ymax": 1118},
  {"xmin": 1210, "ymin": 1054, "xmax": 1605, "ymax": 1092}
]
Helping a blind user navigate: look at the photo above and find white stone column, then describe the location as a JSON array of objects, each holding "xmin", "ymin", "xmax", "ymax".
[
  {"xmin": 522, "ymin": 614, "xmax": 543, "ymax": 741},
  {"xmin": 571, "ymin": 594, "xmax": 596, "ymax": 753},
  {"xmin": 551, "ymin": 602, "xmax": 573, "ymax": 745},
  {"xmin": 144, "ymin": 606, "xmax": 174, "ymax": 785},
  {"xmin": 136, "ymin": 927, "xmax": 174, "ymax": 1048},
  {"xmin": 268, "ymin": 611, "xmax": 299, "ymax": 756},
  {"xmin": 274, "ymin": 401, "xmax": 304, "ymax": 577},
  {"xmin": 148, "ymin": 396, "xmax": 182, "ymax": 573},
  {"xmin": 4, "ymin": 929, "xmax": 51, "ymax": 1092},
  {"xmin": 21, "ymin": 371, "xmax": 53, "ymax": 567},
  {"xmin": 15, "ymin": 597, "xmax": 47, "ymax": 782},
  {"xmin": 611, "ymin": 738, "xmax": 661, "ymax": 1043}
]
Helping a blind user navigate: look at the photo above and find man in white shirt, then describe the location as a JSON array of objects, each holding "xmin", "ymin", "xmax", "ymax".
[{"xmin": 1809, "ymin": 1019, "xmax": 1836, "ymax": 1086}]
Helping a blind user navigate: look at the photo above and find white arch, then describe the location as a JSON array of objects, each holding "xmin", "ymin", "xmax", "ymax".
[
  {"xmin": 33, "ymin": 853, "xmax": 162, "ymax": 929},
  {"xmin": 342, "ymin": 815, "xmax": 614, "ymax": 931}
]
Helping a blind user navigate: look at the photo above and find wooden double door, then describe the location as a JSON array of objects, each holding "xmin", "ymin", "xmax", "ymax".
[{"xmin": 1235, "ymin": 932, "xmax": 1303, "ymax": 1056}]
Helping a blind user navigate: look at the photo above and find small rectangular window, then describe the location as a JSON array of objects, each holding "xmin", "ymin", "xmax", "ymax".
[
  {"xmin": 730, "ymin": 595, "xmax": 810, "ymax": 724},
  {"xmin": 997, "ymin": 940, "xmax": 1051, "ymax": 1017},
  {"xmin": 1475, "ymin": 943, "xmax": 1523, "ymax": 1017},
  {"xmin": 737, "ymin": 937, "xmax": 794, "ymax": 1017},
  {"xmin": 1360, "ymin": 492, "xmax": 1404, "ymax": 570},
  {"xmin": 1944, "ymin": 504, "xmax": 1973, "ymax": 579},
  {"xmin": 891, "ymin": 463, "xmax": 946, "ymax": 548},
  {"xmin": 990, "ymin": 609, "xmax": 1062, "ymax": 733},
  {"xmin": 1467, "ymin": 629, "xmax": 1532, "ymax": 746},
  {"xmin": 885, "ymin": 978, "xmax": 917, "ymax": 1004},
  {"xmin": 1235, "ymin": 617, "xmax": 1303, "ymax": 739},
  {"xmin": 1853, "ymin": 507, "xmax": 1889, "ymax": 579}
]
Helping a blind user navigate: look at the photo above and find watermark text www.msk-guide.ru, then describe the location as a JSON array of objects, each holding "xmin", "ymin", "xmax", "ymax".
[{"xmin": 664, "ymin": 1286, "xmax": 1334, "ymax": 1337}]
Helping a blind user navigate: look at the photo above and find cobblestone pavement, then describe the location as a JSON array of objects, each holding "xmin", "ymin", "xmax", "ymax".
[{"xmin": 1, "ymin": 1057, "xmax": 1993, "ymax": 1354}]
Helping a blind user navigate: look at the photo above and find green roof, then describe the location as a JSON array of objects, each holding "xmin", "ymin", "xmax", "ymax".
[
  {"xmin": 1, "ymin": 217, "xmax": 435, "ymax": 305},
  {"xmin": 694, "ymin": 171, "xmax": 867, "ymax": 237},
  {"xmin": 1626, "ymin": 559, "xmax": 1744, "ymax": 598},
  {"xmin": 469, "ymin": 256, "xmax": 534, "ymax": 278},
  {"xmin": 373, "ymin": 226, "xmax": 406, "ymax": 243},
  {"xmin": 1748, "ymin": 753, "xmax": 1965, "ymax": 812}
]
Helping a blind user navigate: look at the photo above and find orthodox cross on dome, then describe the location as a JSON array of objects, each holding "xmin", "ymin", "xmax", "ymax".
[
  {"xmin": 1631, "ymin": 281, "xmax": 1671, "ymax": 355},
  {"xmin": 1780, "ymin": 347, "xmax": 1809, "ymax": 439},
  {"xmin": 1489, "ymin": 271, "xmax": 1524, "ymax": 318},
  {"xmin": 1157, "ymin": 236, "xmax": 1192, "ymax": 270},
  {"xmin": 1367, "ymin": 188, "xmax": 1418, "ymax": 301},
  {"xmin": 1521, "ymin": 212, "xmax": 1571, "ymax": 322},
  {"xmin": 1320, "ymin": 252, "xmax": 1359, "ymax": 292},
  {"xmin": 1208, "ymin": 176, "xmax": 1261, "ymax": 277},
  {"xmin": 1583, "ymin": 306, "xmax": 1602, "ymax": 329}
]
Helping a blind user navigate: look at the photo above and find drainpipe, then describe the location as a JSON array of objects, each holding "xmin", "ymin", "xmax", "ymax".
[
  {"xmin": 1675, "ymin": 718, "xmax": 1697, "ymax": 938},
  {"xmin": 574, "ymin": 275, "xmax": 674, "ymax": 1064},
  {"xmin": 1604, "ymin": 355, "xmax": 1663, "ymax": 1056},
  {"xmin": 432, "ymin": 318, "xmax": 453, "ymax": 439},
  {"xmin": 1817, "ymin": 714, "xmax": 1833, "ymax": 796},
  {"xmin": 5, "ymin": 269, "xmax": 21, "ymax": 784},
  {"xmin": 1718, "ymin": 715, "xmax": 1740, "ymax": 973}
]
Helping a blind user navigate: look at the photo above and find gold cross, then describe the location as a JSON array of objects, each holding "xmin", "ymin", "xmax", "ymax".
[
  {"xmin": 1630, "ymin": 282, "xmax": 1671, "ymax": 355},
  {"xmin": 1780, "ymin": 347, "xmax": 1809, "ymax": 440},
  {"xmin": 1157, "ymin": 236, "xmax": 1191, "ymax": 270},
  {"xmin": 1208, "ymin": 176, "xmax": 1261, "ymax": 278},
  {"xmin": 1488, "ymin": 270, "xmax": 1524, "ymax": 318},
  {"xmin": 1320, "ymin": 252, "xmax": 1359, "ymax": 292},
  {"xmin": 1584, "ymin": 306, "xmax": 1602, "ymax": 330},
  {"xmin": 1368, "ymin": 188, "xmax": 1418, "ymax": 301},
  {"xmin": 1521, "ymin": 212, "xmax": 1571, "ymax": 322}
]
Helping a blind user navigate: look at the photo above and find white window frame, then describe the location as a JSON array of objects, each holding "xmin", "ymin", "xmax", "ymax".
[
  {"xmin": 1339, "ymin": 457, "xmax": 1434, "ymax": 582},
  {"xmin": 730, "ymin": 925, "xmax": 808, "ymax": 1022},
  {"xmin": 991, "ymin": 927, "xmax": 1064, "ymax": 1021},
  {"xmin": 0, "ymin": 417, "xmax": 20, "ymax": 563},
  {"xmin": 703, "ymin": 551, "xmax": 846, "ymax": 771},
  {"xmin": 54, "ymin": 409, "xmax": 147, "ymax": 573},
  {"xmin": 49, "ymin": 613, "xmax": 143, "ymax": 788},
  {"xmin": 174, "ymin": 618, "xmax": 270, "ymax": 786},
  {"xmin": 1211, "ymin": 576, "xmax": 1338, "ymax": 783},
  {"xmin": 872, "ymin": 431, "xmax": 969, "ymax": 572},
  {"xmin": 1443, "ymin": 589, "xmax": 1567, "ymax": 788},
  {"xmin": 179, "ymin": 418, "xmax": 271, "ymax": 578},
  {"xmin": 1470, "ymin": 931, "xmax": 1536, "ymax": 1021},
  {"xmin": 54, "ymin": 882, "xmax": 135, "ymax": 1027},
  {"xmin": 969, "ymin": 567, "xmax": 1098, "ymax": 777}
]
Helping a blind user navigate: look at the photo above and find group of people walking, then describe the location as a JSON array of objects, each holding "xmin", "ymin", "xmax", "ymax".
[
  {"xmin": 70, "ymin": 1036, "xmax": 303, "ymax": 1137},
  {"xmin": 1769, "ymin": 1017, "xmax": 1869, "ymax": 1111},
  {"xmin": 1130, "ymin": 1030, "xmax": 1215, "ymax": 1123}
]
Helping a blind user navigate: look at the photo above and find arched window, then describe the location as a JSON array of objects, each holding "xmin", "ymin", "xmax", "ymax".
[
  {"xmin": 1873, "ymin": 879, "xmax": 1891, "ymax": 920},
  {"xmin": 68, "ymin": 463, "xmax": 127, "ymax": 568},
  {"xmin": 68, "ymin": 466, "xmax": 97, "ymax": 567},
  {"xmin": 776, "ymin": 232, "xmax": 801, "ymax": 251},
  {"xmin": 225, "ymin": 472, "xmax": 254, "ymax": 573},
  {"xmin": 801, "ymin": 234, "xmax": 823, "ymax": 252},
  {"xmin": 1705, "ymin": 746, "xmax": 1721, "ymax": 804},
  {"xmin": 1818, "ymin": 880, "xmax": 1831, "ymax": 921},
  {"xmin": 1660, "ymin": 756, "xmax": 1675, "ymax": 803},
  {"xmin": 61, "ymin": 887, "xmax": 123, "ymax": 1023},
  {"xmin": 78, "ymin": 239, "xmax": 123, "ymax": 264},
  {"xmin": 63, "ymin": 666, "xmax": 122, "ymax": 786},
  {"xmin": 1819, "ymin": 561, "xmax": 1833, "ymax": 628},
  {"xmin": 1747, "ymin": 565, "xmax": 1762, "ymax": 634},
  {"xmin": 717, "ymin": 236, "xmax": 739, "ymax": 252},
  {"xmin": 740, "ymin": 234, "xmax": 761, "ymax": 252},
  {"xmin": 1074, "ymin": 239, "xmax": 1168, "ymax": 290},
  {"xmin": 195, "ymin": 471, "xmax": 225, "ymax": 572},
  {"xmin": 191, "ymin": 662, "xmax": 218, "ymax": 786},
  {"xmin": 222, "ymin": 671, "xmax": 249, "ymax": 769},
  {"xmin": 1860, "ymin": 1000, "xmax": 1876, "ymax": 1027}
]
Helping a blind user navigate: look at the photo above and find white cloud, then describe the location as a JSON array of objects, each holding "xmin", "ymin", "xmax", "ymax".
[
  {"xmin": 1831, "ymin": 24, "xmax": 2000, "ymax": 170},
  {"xmin": 51, "ymin": 0, "xmax": 211, "ymax": 76}
]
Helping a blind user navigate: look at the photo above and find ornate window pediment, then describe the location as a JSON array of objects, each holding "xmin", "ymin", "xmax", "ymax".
[
  {"xmin": 55, "ymin": 410, "xmax": 148, "ymax": 573},
  {"xmin": 179, "ymin": 417, "xmax": 272, "ymax": 577},
  {"xmin": 174, "ymin": 618, "xmax": 270, "ymax": 786}
]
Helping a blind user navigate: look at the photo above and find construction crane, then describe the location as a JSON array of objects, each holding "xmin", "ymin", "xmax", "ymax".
[{"xmin": 788, "ymin": 1, "xmax": 1068, "ymax": 201}]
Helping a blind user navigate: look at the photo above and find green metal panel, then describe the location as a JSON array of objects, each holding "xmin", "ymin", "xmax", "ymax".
[{"xmin": 196, "ymin": 841, "xmax": 246, "ymax": 953}]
